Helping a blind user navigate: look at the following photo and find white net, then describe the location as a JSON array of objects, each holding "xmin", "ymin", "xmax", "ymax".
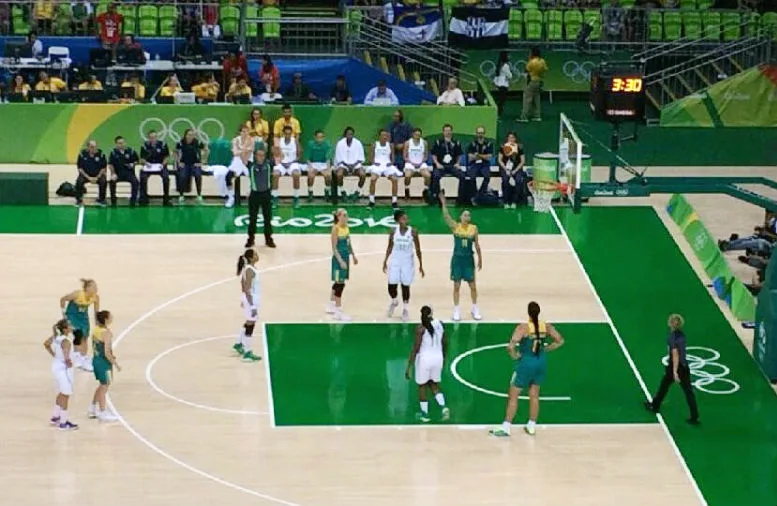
[
  {"xmin": 558, "ymin": 113, "xmax": 583, "ymax": 208},
  {"xmin": 529, "ymin": 181, "xmax": 556, "ymax": 213}
]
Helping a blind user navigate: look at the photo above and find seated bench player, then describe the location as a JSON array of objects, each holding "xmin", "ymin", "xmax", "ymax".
[
  {"xmin": 333, "ymin": 126, "xmax": 367, "ymax": 202},
  {"xmin": 403, "ymin": 127, "xmax": 430, "ymax": 200},
  {"xmin": 273, "ymin": 125, "xmax": 302, "ymax": 208},
  {"xmin": 305, "ymin": 129, "xmax": 333, "ymax": 201},
  {"xmin": 368, "ymin": 128, "xmax": 402, "ymax": 209}
]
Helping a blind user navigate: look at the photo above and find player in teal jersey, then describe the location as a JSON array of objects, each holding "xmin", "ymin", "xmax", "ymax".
[
  {"xmin": 490, "ymin": 301, "xmax": 564, "ymax": 437},
  {"xmin": 305, "ymin": 130, "xmax": 333, "ymax": 201},
  {"xmin": 327, "ymin": 208, "xmax": 358, "ymax": 321}
]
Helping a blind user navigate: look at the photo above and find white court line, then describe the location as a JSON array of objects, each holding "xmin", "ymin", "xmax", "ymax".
[
  {"xmin": 274, "ymin": 318, "xmax": 609, "ymax": 325},
  {"xmin": 273, "ymin": 423, "xmax": 659, "ymax": 430},
  {"xmin": 261, "ymin": 322, "xmax": 276, "ymax": 428},
  {"xmin": 145, "ymin": 335, "xmax": 268, "ymax": 415},
  {"xmin": 449, "ymin": 343, "xmax": 571, "ymax": 401},
  {"xmin": 75, "ymin": 206, "xmax": 85, "ymax": 236},
  {"xmin": 549, "ymin": 208, "xmax": 708, "ymax": 506}
]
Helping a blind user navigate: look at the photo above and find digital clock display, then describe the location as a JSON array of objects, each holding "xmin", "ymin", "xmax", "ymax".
[{"xmin": 610, "ymin": 77, "xmax": 643, "ymax": 93}]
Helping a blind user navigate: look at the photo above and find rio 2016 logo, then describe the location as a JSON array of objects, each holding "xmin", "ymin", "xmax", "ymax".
[{"xmin": 232, "ymin": 213, "xmax": 397, "ymax": 230}]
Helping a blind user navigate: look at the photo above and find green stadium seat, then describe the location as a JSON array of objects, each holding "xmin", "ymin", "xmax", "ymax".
[
  {"xmin": 678, "ymin": 0, "xmax": 696, "ymax": 10},
  {"xmin": 524, "ymin": 9, "xmax": 543, "ymax": 40},
  {"xmin": 347, "ymin": 8, "xmax": 363, "ymax": 36},
  {"xmin": 219, "ymin": 5, "xmax": 240, "ymax": 36},
  {"xmin": 95, "ymin": 3, "xmax": 108, "ymax": 17},
  {"xmin": 11, "ymin": 5, "xmax": 29, "ymax": 35},
  {"xmin": 246, "ymin": 5, "xmax": 260, "ymax": 38},
  {"xmin": 564, "ymin": 9, "xmax": 583, "ymax": 41},
  {"xmin": 619, "ymin": 0, "xmax": 636, "ymax": 9},
  {"xmin": 701, "ymin": 11, "xmax": 720, "ymax": 40},
  {"xmin": 545, "ymin": 10, "xmax": 563, "ymax": 40},
  {"xmin": 648, "ymin": 10, "xmax": 662, "ymax": 41},
  {"xmin": 683, "ymin": 11, "xmax": 702, "ymax": 39},
  {"xmin": 745, "ymin": 12, "xmax": 760, "ymax": 36},
  {"xmin": 583, "ymin": 9, "xmax": 601, "ymax": 40},
  {"xmin": 508, "ymin": 9, "xmax": 523, "ymax": 40},
  {"xmin": 261, "ymin": 6, "xmax": 281, "ymax": 40},
  {"xmin": 158, "ymin": 5, "xmax": 177, "ymax": 37},
  {"xmin": 762, "ymin": 12, "xmax": 777, "ymax": 35},
  {"xmin": 521, "ymin": 0, "xmax": 539, "ymax": 9},
  {"xmin": 663, "ymin": 11, "xmax": 682, "ymax": 40},
  {"xmin": 138, "ymin": 5, "xmax": 158, "ymax": 36},
  {"xmin": 721, "ymin": 12, "xmax": 740, "ymax": 41},
  {"xmin": 697, "ymin": 0, "xmax": 713, "ymax": 8},
  {"xmin": 117, "ymin": 5, "xmax": 137, "ymax": 35}
]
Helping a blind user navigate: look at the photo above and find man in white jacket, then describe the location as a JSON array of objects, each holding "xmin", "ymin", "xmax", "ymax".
[
  {"xmin": 334, "ymin": 126, "xmax": 367, "ymax": 201},
  {"xmin": 436, "ymin": 77, "xmax": 465, "ymax": 107}
]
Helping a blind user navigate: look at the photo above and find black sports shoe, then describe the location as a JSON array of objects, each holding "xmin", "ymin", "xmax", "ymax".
[
  {"xmin": 244, "ymin": 239, "xmax": 255, "ymax": 249},
  {"xmin": 265, "ymin": 238, "xmax": 276, "ymax": 248}
]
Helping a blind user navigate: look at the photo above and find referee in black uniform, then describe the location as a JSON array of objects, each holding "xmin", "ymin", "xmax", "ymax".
[
  {"xmin": 108, "ymin": 136, "xmax": 139, "ymax": 207},
  {"xmin": 644, "ymin": 314, "xmax": 700, "ymax": 425},
  {"xmin": 245, "ymin": 145, "xmax": 276, "ymax": 249}
]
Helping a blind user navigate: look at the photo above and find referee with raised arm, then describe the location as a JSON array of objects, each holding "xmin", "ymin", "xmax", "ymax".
[
  {"xmin": 644, "ymin": 314, "xmax": 700, "ymax": 425},
  {"xmin": 245, "ymin": 143, "xmax": 276, "ymax": 249}
]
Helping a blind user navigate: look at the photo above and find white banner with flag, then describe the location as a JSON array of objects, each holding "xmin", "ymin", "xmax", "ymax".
[
  {"xmin": 391, "ymin": 4, "xmax": 443, "ymax": 43},
  {"xmin": 448, "ymin": 6, "xmax": 509, "ymax": 49}
]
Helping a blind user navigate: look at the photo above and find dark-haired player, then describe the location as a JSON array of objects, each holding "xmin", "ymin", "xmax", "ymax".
[
  {"xmin": 405, "ymin": 305, "xmax": 449, "ymax": 422},
  {"xmin": 382, "ymin": 209, "xmax": 424, "ymax": 321},
  {"xmin": 89, "ymin": 310, "xmax": 121, "ymax": 422}
]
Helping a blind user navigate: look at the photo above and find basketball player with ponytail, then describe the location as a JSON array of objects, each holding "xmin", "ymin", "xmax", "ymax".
[
  {"xmin": 327, "ymin": 208, "xmax": 358, "ymax": 321},
  {"xmin": 235, "ymin": 248, "xmax": 262, "ymax": 362},
  {"xmin": 44, "ymin": 319, "xmax": 78, "ymax": 430},
  {"xmin": 490, "ymin": 301, "xmax": 564, "ymax": 437},
  {"xmin": 405, "ymin": 306, "xmax": 450, "ymax": 422}
]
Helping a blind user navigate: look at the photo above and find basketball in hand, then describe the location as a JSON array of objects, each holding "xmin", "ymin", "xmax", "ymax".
[{"xmin": 502, "ymin": 143, "xmax": 517, "ymax": 156}]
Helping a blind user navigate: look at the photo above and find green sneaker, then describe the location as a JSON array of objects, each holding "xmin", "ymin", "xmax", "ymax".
[
  {"xmin": 242, "ymin": 351, "xmax": 262, "ymax": 362},
  {"xmin": 232, "ymin": 343, "xmax": 244, "ymax": 355},
  {"xmin": 441, "ymin": 407, "xmax": 451, "ymax": 421},
  {"xmin": 272, "ymin": 196, "xmax": 279, "ymax": 209},
  {"xmin": 293, "ymin": 196, "xmax": 301, "ymax": 209},
  {"xmin": 524, "ymin": 425, "xmax": 536, "ymax": 436},
  {"xmin": 489, "ymin": 428, "xmax": 511, "ymax": 437},
  {"xmin": 178, "ymin": 195, "xmax": 185, "ymax": 204},
  {"xmin": 196, "ymin": 195, "xmax": 204, "ymax": 204},
  {"xmin": 416, "ymin": 412, "xmax": 431, "ymax": 423}
]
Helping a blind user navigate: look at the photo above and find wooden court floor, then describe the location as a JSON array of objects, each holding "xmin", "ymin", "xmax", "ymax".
[{"xmin": 0, "ymin": 228, "xmax": 705, "ymax": 506}]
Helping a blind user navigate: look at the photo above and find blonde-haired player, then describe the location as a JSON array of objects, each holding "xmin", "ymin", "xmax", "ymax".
[
  {"xmin": 235, "ymin": 248, "xmax": 262, "ymax": 362},
  {"xmin": 44, "ymin": 319, "xmax": 78, "ymax": 430},
  {"xmin": 402, "ymin": 128, "xmax": 431, "ymax": 200},
  {"xmin": 273, "ymin": 125, "xmax": 303, "ymax": 208},
  {"xmin": 405, "ymin": 305, "xmax": 450, "ymax": 422},
  {"xmin": 368, "ymin": 129, "xmax": 402, "ymax": 209}
]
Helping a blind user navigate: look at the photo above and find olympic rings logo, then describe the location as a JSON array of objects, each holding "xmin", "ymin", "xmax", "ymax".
[
  {"xmin": 138, "ymin": 117, "xmax": 226, "ymax": 145},
  {"xmin": 661, "ymin": 346, "xmax": 740, "ymax": 395},
  {"xmin": 562, "ymin": 60, "xmax": 596, "ymax": 83}
]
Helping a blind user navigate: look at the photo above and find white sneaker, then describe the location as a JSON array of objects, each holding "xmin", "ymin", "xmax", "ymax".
[
  {"xmin": 401, "ymin": 308, "xmax": 409, "ymax": 322},
  {"xmin": 386, "ymin": 300, "xmax": 398, "ymax": 318},
  {"xmin": 452, "ymin": 308, "xmax": 461, "ymax": 321},
  {"xmin": 98, "ymin": 412, "xmax": 119, "ymax": 422},
  {"xmin": 441, "ymin": 407, "xmax": 451, "ymax": 421},
  {"xmin": 79, "ymin": 357, "xmax": 93, "ymax": 372},
  {"xmin": 471, "ymin": 307, "xmax": 482, "ymax": 321},
  {"xmin": 225, "ymin": 195, "xmax": 235, "ymax": 208},
  {"xmin": 325, "ymin": 302, "xmax": 336, "ymax": 314},
  {"xmin": 333, "ymin": 312, "xmax": 351, "ymax": 322},
  {"xmin": 87, "ymin": 405, "xmax": 98, "ymax": 419}
]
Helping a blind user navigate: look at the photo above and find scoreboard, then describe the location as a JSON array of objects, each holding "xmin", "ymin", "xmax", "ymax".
[{"xmin": 590, "ymin": 66, "xmax": 646, "ymax": 123}]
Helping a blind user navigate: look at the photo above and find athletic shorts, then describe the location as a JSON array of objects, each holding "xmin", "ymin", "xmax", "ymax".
[
  {"xmin": 368, "ymin": 164, "xmax": 402, "ymax": 177},
  {"xmin": 511, "ymin": 359, "xmax": 546, "ymax": 388},
  {"xmin": 274, "ymin": 162, "xmax": 301, "ymax": 176},
  {"xmin": 336, "ymin": 162, "xmax": 363, "ymax": 175},
  {"xmin": 450, "ymin": 255, "xmax": 475, "ymax": 283},
  {"xmin": 331, "ymin": 256, "xmax": 349, "ymax": 282},
  {"xmin": 404, "ymin": 162, "xmax": 429, "ymax": 173},
  {"xmin": 52, "ymin": 364, "xmax": 74, "ymax": 396},
  {"xmin": 388, "ymin": 260, "xmax": 414, "ymax": 286},
  {"xmin": 415, "ymin": 353, "xmax": 443, "ymax": 384},
  {"xmin": 241, "ymin": 293, "xmax": 259, "ymax": 322},
  {"xmin": 93, "ymin": 357, "xmax": 112, "ymax": 385},
  {"xmin": 308, "ymin": 162, "xmax": 330, "ymax": 173}
]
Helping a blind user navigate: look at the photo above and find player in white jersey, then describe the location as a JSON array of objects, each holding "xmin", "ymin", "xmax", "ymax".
[
  {"xmin": 273, "ymin": 125, "xmax": 303, "ymax": 208},
  {"xmin": 382, "ymin": 209, "xmax": 424, "ymax": 321},
  {"xmin": 368, "ymin": 129, "xmax": 402, "ymax": 208},
  {"xmin": 402, "ymin": 128, "xmax": 431, "ymax": 200},
  {"xmin": 44, "ymin": 319, "xmax": 79, "ymax": 430},
  {"xmin": 221, "ymin": 125, "xmax": 255, "ymax": 208},
  {"xmin": 405, "ymin": 306, "xmax": 450, "ymax": 423},
  {"xmin": 235, "ymin": 248, "xmax": 261, "ymax": 362}
]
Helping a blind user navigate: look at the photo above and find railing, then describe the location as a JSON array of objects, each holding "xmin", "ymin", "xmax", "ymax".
[{"xmin": 242, "ymin": 16, "xmax": 347, "ymax": 57}]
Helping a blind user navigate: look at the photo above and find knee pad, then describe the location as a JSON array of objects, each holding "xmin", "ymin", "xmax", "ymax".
[
  {"xmin": 333, "ymin": 283, "xmax": 345, "ymax": 297},
  {"xmin": 388, "ymin": 284, "xmax": 398, "ymax": 298},
  {"xmin": 244, "ymin": 323, "xmax": 255, "ymax": 336},
  {"xmin": 401, "ymin": 285, "xmax": 410, "ymax": 301}
]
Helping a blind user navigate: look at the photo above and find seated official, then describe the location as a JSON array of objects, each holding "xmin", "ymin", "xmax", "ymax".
[
  {"xmin": 258, "ymin": 82, "xmax": 282, "ymax": 104},
  {"xmin": 175, "ymin": 128, "xmax": 209, "ymax": 203},
  {"xmin": 75, "ymin": 140, "xmax": 108, "ymax": 206},
  {"xmin": 78, "ymin": 75, "xmax": 104, "ymax": 90},
  {"xmin": 403, "ymin": 128, "xmax": 431, "ymax": 199},
  {"xmin": 139, "ymin": 130, "xmax": 172, "ymax": 206},
  {"xmin": 159, "ymin": 75, "xmax": 183, "ymax": 98},
  {"xmin": 121, "ymin": 75, "xmax": 146, "ymax": 102},
  {"xmin": 226, "ymin": 76, "xmax": 252, "ymax": 102},
  {"xmin": 35, "ymin": 71, "xmax": 67, "ymax": 93},
  {"xmin": 11, "ymin": 74, "xmax": 32, "ymax": 98},
  {"xmin": 364, "ymin": 79, "xmax": 399, "ymax": 106},
  {"xmin": 272, "ymin": 125, "xmax": 303, "ymax": 208},
  {"xmin": 330, "ymin": 74, "xmax": 352, "ymax": 104},
  {"xmin": 192, "ymin": 73, "xmax": 220, "ymax": 102},
  {"xmin": 430, "ymin": 124, "xmax": 464, "ymax": 204},
  {"xmin": 333, "ymin": 126, "xmax": 367, "ymax": 201},
  {"xmin": 367, "ymin": 129, "xmax": 402, "ymax": 209},
  {"xmin": 108, "ymin": 135, "xmax": 140, "ymax": 207},
  {"xmin": 304, "ymin": 129, "xmax": 333, "ymax": 201},
  {"xmin": 284, "ymin": 72, "xmax": 317, "ymax": 102},
  {"xmin": 465, "ymin": 126, "xmax": 494, "ymax": 198},
  {"xmin": 436, "ymin": 77, "xmax": 466, "ymax": 107}
]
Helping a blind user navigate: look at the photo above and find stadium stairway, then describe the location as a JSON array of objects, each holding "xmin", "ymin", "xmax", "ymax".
[{"xmin": 361, "ymin": 50, "xmax": 440, "ymax": 104}]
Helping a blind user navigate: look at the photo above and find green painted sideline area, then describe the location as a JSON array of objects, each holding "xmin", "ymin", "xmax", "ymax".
[
  {"xmin": 265, "ymin": 322, "xmax": 653, "ymax": 426},
  {"xmin": 558, "ymin": 206, "xmax": 777, "ymax": 506},
  {"xmin": 0, "ymin": 103, "xmax": 496, "ymax": 164},
  {"xmin": 0, "ymin": 205, "xmax": 560, "ymax": 235}
]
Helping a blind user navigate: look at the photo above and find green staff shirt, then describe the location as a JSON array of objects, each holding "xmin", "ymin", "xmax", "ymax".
[{"xmin": 305, "ymin": 139, "xmax": 332, "ymax": 163}]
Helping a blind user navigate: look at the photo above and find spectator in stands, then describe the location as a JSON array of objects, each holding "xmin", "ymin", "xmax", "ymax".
[
  {"xmin": 71, "ymin": 1, "xmax": 92, "ymax": 35},
  {"xmin": 245, "ymin": 108, "xmax": 270, "ymax": 144},
  {"xmin": 334, "ymin": 126, "xmax": 367, "ymax": 201},
  {"xmin": 330, "ymin": 75, "xmax": 352, "ymax": 104},
  {"xmin": 160, "ymin": 75, "xmax": 183, "ymax": 98},
  {"xmin": 78, "ymin": 74, "xmax": 103, "ymax": 90},
  {"xmin": 27, "ymin": 31, "xmax": 43, "ymax": 58},
  {"xmin": 192, "ymin": 73, "xmax": 220, "ymax": 102},
  {"xmin": 493, "ymin": 51, "xmax": 512, "ymax": 116},
  {"xmin": 139, "ymin": 130, "xmax": 172, "ymax": 206},
  {"xmin": 75, "ymin": 140, "xmax": 108, "ymax": 206},
  {"xmin": 259, "ymin": 82, "xmax": 283, "ymax": 104},
  {"xmin": 519, "ymin": 47, "xmax": 547, "ymax": 122},
  {"xmin": 437, "ymin": 77, "xmax": 466, "ymax": 107},
  {"xmin": 364, "ymin": 79, "xmax": 399, "ymax": 106},
  {"xmin": 466, "ymin": 125, "xmax": 494, "ymax": 197},
  {"xmin": 259, "ymin": 55, "xmax": 281, "ymax": 92},
  {"xmin": 223, "ymin": 50, "xmax": 249, "ymax": 89},
  {"xmin": 11, "ymin": 74, "xmax": 32, "ymax": 98},
  {"xmin": 35, "ymin": 71, "xmax": 67, "ymax": 93},
  {"xmin": 175, "ymin": 128, "xmax": 208, "ymax": 204},
  {"xmin": 108, "ymin": 135, "xmax": 139, "ymax": 207},
  {"xmin": 96, "ymin": 3, "xmax": 123, "ymax": 59},
  {"xmin": 120, "ymin": 34, "xmax": 141, "ymax": 51},
  {"xmin": 430, "ymin": 123, "xmax": 464, "ymax": 204},
  {"xmin": 603, "ymin": 0, "xmax": 626, "ymax": 42},
  {"xmin": 180, "ymin": 32, "xmax": 205, "ymax": 60},
  {"xmin": 272, "ymin": 125, "xmax": 303, "ymax": 208},
  {"xmin": 121, "ymin": 74, "xmax": 145, "ymax": 101},
  {"xmin": 284, "ymin": 73, "xmax": 317, "ymax": 102},
  {"xmin": 305, "ymin": 130, "xmax": 333, "ymax": 201},
  {"xmin": 200, "ymin": 5, "xmax": 221, "ymax": 39},
  {"xmin": 273, "ymin": 103, "xmax": 302, "ymax": 140},
  {"xmin": 387, "ymin": 109, "xmax": 412, "ymax": 167},
  {"xmin": 226, "ymin": 76, "xmax": 252, "ymax": 102},
  {"xmin": 34, "ymin": 0, "xmax": 55, "ymax": 34},
  {"xmin": 498, "ymin": 131, "xmax": 527, "ymax": 208},
  {"xmin": 0, "ymin": 3, "xmax": 9, "ymax": 35}
]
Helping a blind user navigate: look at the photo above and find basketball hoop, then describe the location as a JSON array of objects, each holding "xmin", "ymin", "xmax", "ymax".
[{"xmin": 528, "ymin": 180, "xmax": 568, "ymax": 213}]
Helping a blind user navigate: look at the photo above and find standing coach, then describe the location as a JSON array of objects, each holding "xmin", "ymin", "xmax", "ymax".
[{"xmin": 245, "ymin": 145, "xmax": 276, "ymax": 249}]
